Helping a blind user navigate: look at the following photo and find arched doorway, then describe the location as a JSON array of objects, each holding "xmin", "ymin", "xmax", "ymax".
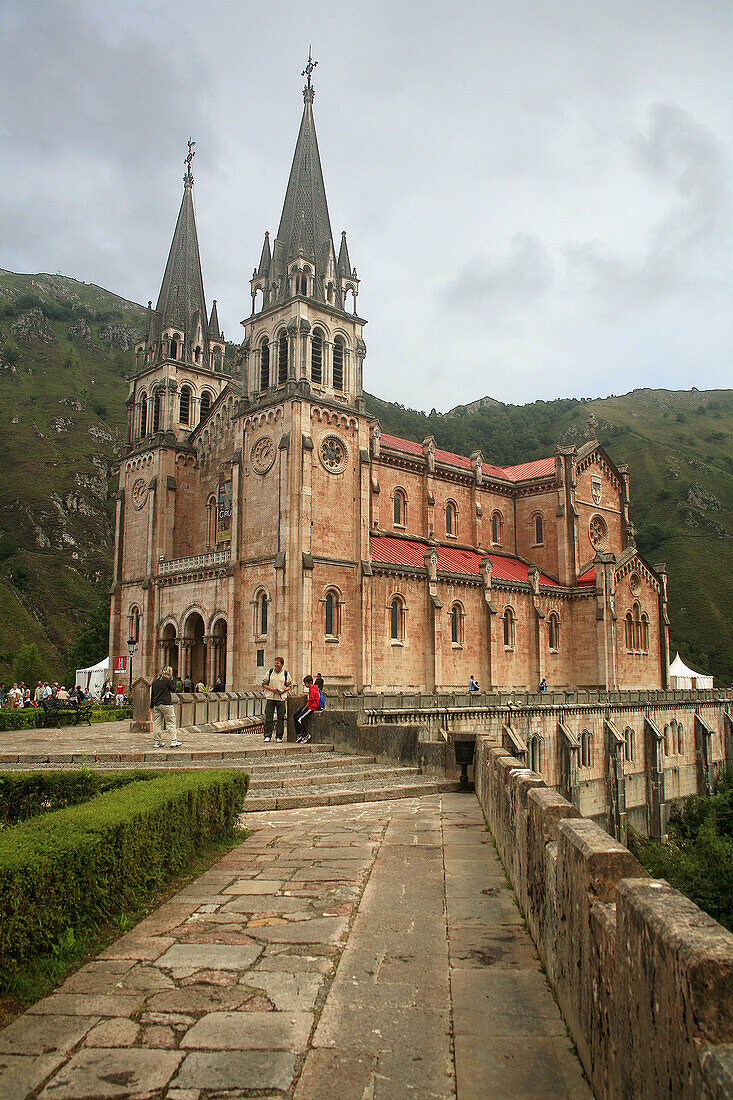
[
  {"xmin": 212, "ymin": 618, "xmax": 227, "ymax": 688},
  {"xmin": 161, "ymin": 623, "xmax": 178, "ymax": 678},
  {"xmin": 186, "ymin": 612, "xmax": 206, "ymax": 685}
]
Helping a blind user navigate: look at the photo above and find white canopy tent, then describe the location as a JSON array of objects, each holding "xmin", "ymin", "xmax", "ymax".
[
  {"xmin": 75, "ymin": 656, "xmax": 109, "ymax": 699},
  {"xmin": 668, "ymin": 652, "xmax": 714, "ymax": 690}
]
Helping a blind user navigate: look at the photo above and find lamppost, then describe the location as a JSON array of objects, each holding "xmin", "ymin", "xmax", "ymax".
[{"xmin": 127, "ymin": 637, "xmax": 137, "ymax": 704}]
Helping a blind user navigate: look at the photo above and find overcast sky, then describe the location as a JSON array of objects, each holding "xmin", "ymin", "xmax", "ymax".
[{"xmin": 1, "ymin": 0, "xmax": 731, "ymax": 410}]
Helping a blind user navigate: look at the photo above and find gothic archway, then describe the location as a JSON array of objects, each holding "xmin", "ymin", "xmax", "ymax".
[
  {"xmin": 161, "ymin": 623, "xmax": 178, "ymax": 678},
  {"xmin": 186, "ymin": 612, "xmax": 206, "ymax": 685},
  {"xmin": 213, "ymin": 618, "xmax": 227, "ymax": 688}
]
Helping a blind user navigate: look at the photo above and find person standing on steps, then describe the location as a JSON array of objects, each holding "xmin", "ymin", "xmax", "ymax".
[
  {"xmin": 294, "ymin": 675, "xmax": 321, "ymax": 743},
  {"xmin": 262, "ymin": 656, "xmax": 293, "ymax": 743},
  {"xmin": 150, "ymin": 664, "xmax": 182, "ymax": 749}
]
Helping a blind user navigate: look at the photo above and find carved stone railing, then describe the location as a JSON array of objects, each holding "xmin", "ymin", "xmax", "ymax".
[{"xmin": 158, "ymin": 549, "xmax": 231, "ymax": 576}]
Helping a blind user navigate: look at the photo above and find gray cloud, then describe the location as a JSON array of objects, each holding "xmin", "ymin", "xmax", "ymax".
[{"xmin": 443, "ymin": 235, "xmax": 554, "ymax": 318}]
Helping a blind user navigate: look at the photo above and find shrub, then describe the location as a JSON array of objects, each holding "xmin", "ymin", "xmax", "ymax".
[
  {"xmin": 0, "ymin": 769, "xmax": 248, "ymax": 971},
  {"xmin": 0, "ymin": 705, "xmax": 132, "ymax": 732},
  {"xmin": 13, "ymin": 643, "xmax": 46, "ymax": 686},
  {"xmin": 0, "ymin": 769, "xmax": 153, "ymax": 824}
]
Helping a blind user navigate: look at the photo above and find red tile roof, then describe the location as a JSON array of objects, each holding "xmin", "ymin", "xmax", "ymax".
[
  {"xmin": 577, "ymin": 566, "xmax": 596, "ymax": 586},
  {"xmin": 379, "ymin": 433, "xmax": 556, "ymax": 482},
  {"xmin": 370, "ymin": 535, "xmax": 559, "ymax": 587}
]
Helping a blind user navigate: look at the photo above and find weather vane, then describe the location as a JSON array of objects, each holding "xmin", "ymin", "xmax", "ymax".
[
  {"xmin": 302, "ymin": 47, "xmax": 317, "ymax": 89},
  {"xmin": 185, "ymin": 138, "xmax": 196, "ymax": 180}
]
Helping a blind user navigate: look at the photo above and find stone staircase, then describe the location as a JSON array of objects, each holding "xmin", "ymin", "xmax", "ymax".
[{"xmin": 0, "ymin": 740, "xmax": 460, "ymax": 811}]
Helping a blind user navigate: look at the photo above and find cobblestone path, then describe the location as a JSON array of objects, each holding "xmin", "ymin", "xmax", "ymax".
[{"xmin": 0, "ymin": 794, "xmax": 591, "ymax": 1098}]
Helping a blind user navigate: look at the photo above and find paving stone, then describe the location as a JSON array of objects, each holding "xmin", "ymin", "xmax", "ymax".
[
  {"xmin": 100, "ymin": 934, "xmax": 175, "ymax": 961},
  {"xmin": 27, "ymin": 994, "xmax": 142, "ymax": 1018},
  {"xmin": 313, "ymin": 1003, "xmax": 451, "ymax": 1052},
  {"xmin": 156, "ymin": 943, "xmax": 260, "ymax": 970},
  {"xmin": 254, "ymin": 954, "xmax": 334, "ymax": 975},
  {"xmin": 173, "ymin": 1050, "xmax": 296, "ymax": 1091},
  {"xmin": 242, "ymin": 916, "xmax": 349, "ymax": 944},
  {"xmin": 453, "ymin": 1034, "xmax": 592, "ymax": 1099},
  {"xmin": 0, "ymin": 1014, "xmax": 98, "ymax": 1055},
  {"xmin": 141, "ymin": 1024, "xmax": 177, "ymax": 1048},
  {"xmin": 59, "ymin": 961, "xmax": 135, "ymax": 993},
  {"xmin": 245, "ymin": 971, "xmax": 322, "ymax": 1010},
  {"xmin": 37, "ymin": 1048, "xmax": 183, "ymax": 1099},
  {"xmin": 294, "ymin": 1049, "xmax": 378, "ymax": 1099},
  {"xmin": 0, "ymin": 1052, "xmax": 66, "ymax": 1099},
  {"xmin": 84, "ymin": 1019, "xmax": 140, "ymax": 1048},
  {"xmin": 181, "ymin": 1010, "xmax": 314, "ymax": 1051},
  {"xmin": 451, "ymin": 970, "xmax": 568, "ymax": 1035}
]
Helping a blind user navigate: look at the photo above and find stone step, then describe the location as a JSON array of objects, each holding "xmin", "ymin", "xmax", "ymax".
[
  {"xmin": 248, "ymin": 765, "xmax": 421, "ymax": 791},
  {"xmin": 0, "ymin": 743, "xmax": 337, "ymax": 768},
  {"xmin": 244, "ymin": 775, "xmax": 461, "ymax": 812}
]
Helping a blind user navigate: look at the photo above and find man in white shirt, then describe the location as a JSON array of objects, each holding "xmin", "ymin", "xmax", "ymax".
[
  {"xmin": 262, "ymin": 656, "xmax": 293, "ymax": 743},
  {"xmin": 8, "ymin": 683, "xmax": 21, "ymax": 707}
]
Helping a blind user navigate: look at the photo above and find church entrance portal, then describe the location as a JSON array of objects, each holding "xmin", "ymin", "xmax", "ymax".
[
  {"xmin": 186, "ymin": 613, "xmax": 206, "ymax": 685},
  {"xmin": 162, "ymin": 624, "xmax": 177, "ymax": 679}
]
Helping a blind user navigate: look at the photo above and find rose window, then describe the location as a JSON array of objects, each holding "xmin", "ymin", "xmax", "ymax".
[
  {"xmin": 320, "ymin": 435, "xmax": 347, "ymax": 474},
  {"xmin": 589, "ymin": 514, "xmax": 608, "ymax": 549}
]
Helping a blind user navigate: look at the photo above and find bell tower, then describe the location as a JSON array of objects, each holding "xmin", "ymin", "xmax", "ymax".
[{"xmin": 241, "ymin": 53, "xmax": 367, "ymax": 411}]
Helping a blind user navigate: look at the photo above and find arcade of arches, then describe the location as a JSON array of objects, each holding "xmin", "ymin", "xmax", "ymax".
[{"xmin": 160, "ymin": 615, "xmax": 228, "ymax": 686}]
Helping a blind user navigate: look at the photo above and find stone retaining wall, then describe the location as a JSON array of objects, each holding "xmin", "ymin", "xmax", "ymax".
[{"xmin": 474, "ymin": 738, "xmax": 733, "ymax": 1099}]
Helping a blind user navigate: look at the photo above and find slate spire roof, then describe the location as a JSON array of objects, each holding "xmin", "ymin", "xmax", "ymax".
[{"xmin": 155, "ymin": 172, "xmax": 210, "ymax": 343}]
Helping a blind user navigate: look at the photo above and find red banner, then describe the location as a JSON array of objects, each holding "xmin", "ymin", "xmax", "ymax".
[{"xmin": 113, "ymin": 656, "xmax": 128, "ymax": 674}]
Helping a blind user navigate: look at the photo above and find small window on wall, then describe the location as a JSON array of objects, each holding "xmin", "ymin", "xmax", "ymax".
[
  {"xmin": 502, "ymin": 608, "xmax": 515, "ymax": 649},
  {"xmin": 257, "ymin": 592, "xmax": 268, "ymax": 637},
  {"xmin": 664, "ymin": 724, "xmax": 671, "ymax": 756},
  {"xmin": 446, "ymin": 500, "xmax": 457, "ymax": 538},
  {"xmin": 390, "ymin": 596, "xmax": 405, "ymax": 643},
  {"xmin": 624, "ymin": 727, "xmax": 636, "ymax": 762},
  {"xmin": 139, "ymin": 393, "xmax": 148, "ymax": 437},
  {"xmin": 200, "ymin": 391, "xmax": 212, "ymax": 419},
  {"xmin": 260, "ymin": 337, "xmax": 270, "ymax": 390},
  {"xmin": 127, "ymin": 605, "xmax": 140, "ymax": 644},
  {"xmin": 278, "ymin": 332, "xmax": 288, "ymax": 385},
  {"xmin": 311, "ymin": 329, "xmax": 323, "ymax": 384},
  {"xmin": 179, "ymin": 385, "xmax": 191, "ymax": 425},
  {"xmin": 492, "ymin": 511, "xmax": 503, "ymax": 545},
  {"xmin": 333, "ymin": 336, "xmax": 344, "ymax": 391},
  {"xmin": 581, "ymin": 729, "xmax": 593, "ymax": 768},
  {"xmin": 532, "ymin": 513, "xmax": 544, "ymax": 546},
  {"xmin": 548, "ymin": 612, "xmax": 560, "ymax": 651},
  {"xmin": 677, "ymin": 723, "xmax": 684, "ymax": 754},
  {"xmin": 256, "ymin": 649, "xmax": 264, "ymax": 668},
  {"xmin": 530, "ymin": 735, "xmax": 543, "ymax": 774},
  {"xmin": 325, "ymin": 589, "xmax": 341, "ymax": 638},
  {"xmin": 152, "ymin": 388, "xmax": 162, "ymax": 432},
  {"xmin": 393, "ymin": 489, "xmax": 406, "ymax": 528},
  {"xmin": 450, "ymin": 602, "xmax": 464, "ymax": 645}
]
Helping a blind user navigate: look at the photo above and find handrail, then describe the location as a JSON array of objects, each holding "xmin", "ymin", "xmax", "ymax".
[{"xmin": 158, "ymin": 548, "xmax": 231, "ymax": 576}]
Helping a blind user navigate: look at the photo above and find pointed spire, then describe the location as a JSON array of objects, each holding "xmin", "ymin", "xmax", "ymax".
[
  {"xmin": 275, "ymin": 57, "xmax": 335, "ymax": 277},
  {"xmin": 257, "ymin": 231, "xmax": 271, "ymax": 277},
  {"xmin": 155, "ymin": 151, "xmax": 209, "ymax": 341},
  {"xmin": 338, "ymin": 230, "xmax": 352, "ymax": 277},
  {"xmin": 209, "ymin": 299, "xmax": 221, "ymax": 341}
]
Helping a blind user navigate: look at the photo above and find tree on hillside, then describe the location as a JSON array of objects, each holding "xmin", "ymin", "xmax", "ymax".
[
  {"xmin": 64, "ymin": 596, "xmax": 110, "ymax": 686},
  {"xmin": 13, "ymin": 643, "xmax": 47, "ymax": 686}
]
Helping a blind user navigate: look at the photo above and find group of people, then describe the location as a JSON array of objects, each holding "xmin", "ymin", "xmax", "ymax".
[
  {"xmin": 2, "ymin": 681, "xmax": 92, "ymax": 708},
  {"xmin": 262, "ymin": 658, "xmax": 325, "ymax": 744}
]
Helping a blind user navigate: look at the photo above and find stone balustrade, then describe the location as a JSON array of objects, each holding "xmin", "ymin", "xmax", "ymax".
[
  {"xmin": 157, "ymin": 548, "xmax": 231, "ymax": 576},
  {"xmin": 132, "ymin": 680, "xmax": 264, "ymax": 732},
  {"xmin": 474, "ymin": 738, "xmax": 733, "ymax": 1100}
]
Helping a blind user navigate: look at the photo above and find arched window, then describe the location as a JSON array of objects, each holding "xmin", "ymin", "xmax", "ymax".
[
  {"xmin": 179, "ymin": 385, "xmax": 191, "ymax": 426},
  {"xmin": 633, "ymin": 602, "xmax": 642, "ymax": 651},
  {"xmin": 139, "ymin": 392, "xmax": 148, "ymax": 437},
  {"xmin": 393, "ymin": 489, "xmax": 406, "ymax": 528},
  {"xmin": 664, "ymin": 724, "xmax": 671, "ymax": 756},
  {"xmin": 641, "ymin": 613, "xmax": 649, "ymax": 652},
  {"xmin": 127, "ymin": 605, "xmax": 140, "ymax": 644},
  {"xmin": 260, "ymin": 336, "xmax": 270, "ymax": 390},
  {"xmin": 390, "ymin": 596, "xmax": 405, "ymax": 642},
  {"xmin": 152, "ymin": 387, "xmax": 162, "ymax": 432},
  {"xmin": 296, "ymin": 270, "xmax": 308, "ymax": 295},
  {"xmin": 333, "ymin": 336, "xmax": 344, "ymax": 391},
  {"xmin": 625, "ymin": 611, "xmax": 634, "ymax": 650},
  {"xmin": 212, "ymin": 347, "xmax": 222, "ymax": 372},
  {"xmin": 194, "ymin": 345, "xmax": 202, "ymax": 364},
  {"xmin": 169, "ymin": 335, "xmax": 179, "ymax": 360},
  {"xmin": 530, "ymin": 735, "xmax": 543, "ymax": 774},
  {"xmin": 200, "ymin": 391, "xmax": 212, "ymax": 419},
  {"xmin": 492, "ymin": 511, "xmax": 503, "ymax": 545},
  {"xmin": 548, "ymin": 612, "xmax": 560, "ymax": 651},
  {"xmin": 311, "ymin": 329, "xmax": 323, "ymax": 385},
  {"xmin": 532, "ymin": 512, "xmax": 544, "ymax": 546},
  {"xmin": 503, "ymin": 608, "xmax": 515, "ymax": 649},
  {"xmin": 278, "ymin": 331, "xmax": 288, "ymax": 385},
  {"xmin": 255, "ymin": 590, "xmax": 268, "ymax": 637},
  {"xmin": 677, "ymin": 723, "xmax": 684, "ymax": 754},
  {"xmin": 450, "ymin": 602, "xmax": 464, "ymax": 645},
  {"xmin": 325, "ymin": 589, "xmax": 341, "ymax": 638},
  {"xmin": 581, "ymin": 729, "xmax": 593, "ymax": 768},
  {"xmin": 446, "ymin": 500, "xmax": 457, "ymax": 538},
  {"xmin": 624, "ymin": 726, "xmax": 635, "ymax": 762}
]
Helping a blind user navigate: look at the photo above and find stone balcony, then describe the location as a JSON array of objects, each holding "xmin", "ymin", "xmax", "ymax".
[{"xmin": 158, "ymin": 548, "xmax": 231, "ymax": 577}]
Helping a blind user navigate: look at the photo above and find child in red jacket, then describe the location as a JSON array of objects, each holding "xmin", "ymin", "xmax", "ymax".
[{"xmin": 294, "ymin": 675, "xmax": 320, "ymax": 743}]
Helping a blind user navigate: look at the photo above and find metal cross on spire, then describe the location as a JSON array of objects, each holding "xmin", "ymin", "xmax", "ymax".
[
  {"xmin": 302, "ymin": 47, "xmax": 317, "ymax": 101},
  {"xmin": 184, "ymin": 138, "xmax": 196, "ymax": 182}
]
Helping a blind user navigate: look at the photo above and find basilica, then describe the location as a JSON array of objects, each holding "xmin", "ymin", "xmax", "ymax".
[{"xmin": 109, "ymin": 67, "xmax": 671, "ymax": 693}]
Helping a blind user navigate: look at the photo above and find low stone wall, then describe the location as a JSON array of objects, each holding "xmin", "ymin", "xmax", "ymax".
[
  {"xmin": 132, "ymin": 680, "xmax": 265, "ymax": 733},
  {"xmin": 474, "ymin": 737, "xmax": 733, "ymax": 1099},
  {"xmin": 308, "ymin": 710, "xmax": 448, "ymax": 775}
]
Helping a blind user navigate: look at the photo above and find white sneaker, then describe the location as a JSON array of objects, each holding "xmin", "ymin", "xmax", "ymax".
[
  {"xmin": 170, "ymin": 739, "xmax": 182, "ymax": 748},
  {"xmin": 264, "ymin": 736, "xmax": 271, "ymax": 742},
  {"xmin": 154, "ymin": 739, "xmax": 164, "ymax": 748}
]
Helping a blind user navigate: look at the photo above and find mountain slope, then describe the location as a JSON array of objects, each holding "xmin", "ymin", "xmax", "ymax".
[{"xmin": 0, "ymin": 270, "xmax": 729, "ymax": 687}]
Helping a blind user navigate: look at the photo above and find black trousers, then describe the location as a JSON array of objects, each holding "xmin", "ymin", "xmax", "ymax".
[{"xmin": 264, "ymin": 699, "xmax": 286, "ymax": 740}]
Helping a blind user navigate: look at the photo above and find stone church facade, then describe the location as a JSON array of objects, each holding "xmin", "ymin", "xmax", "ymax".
[{"xmin": 109, "ymin": 72, "xmax": 671, "ymax": 693}]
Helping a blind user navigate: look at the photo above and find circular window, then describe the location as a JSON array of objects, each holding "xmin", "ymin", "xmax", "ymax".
[
  {"xmin": 131, "ymin": 478, "xmax": 148, "ymax": 510},
  {"xmin": 319, "ymin": 434, "xmax": 348, "ymax": 474},
  {"xmin": 251, "ymin": 435, "xmax": 276, "ymax": 475},
  {"xmin": 589, "ymin": 514, "xmax": 608, "ymax": 550},
  {"xmin": 629, "ymin": 572, "xmax": 641, "ymax": 596}
]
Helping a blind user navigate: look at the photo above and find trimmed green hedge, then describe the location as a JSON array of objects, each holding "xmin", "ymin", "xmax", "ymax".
[
  {"xmin": 0, "ymin": 705, "xmax": 132, "ymax": 731},
  {"xmin": 0, "ymin": 770, "xmax": 153, "ymax": 825},
  {"xmin": 0, "ymin": 769, "xmax": 248, "ymax": 970}
]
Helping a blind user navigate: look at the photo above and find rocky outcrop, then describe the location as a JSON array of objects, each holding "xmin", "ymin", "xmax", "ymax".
[
  {"xmin": 10, "ymin": 307, "xmax": 55, "ymax": 344},
  {"xmin": 98, "ymin": 323, "xmax": 139, "ymax": 350},
  {"xmin": 67, "ymin": 318, "xmax": 94, "ymax": 345}
]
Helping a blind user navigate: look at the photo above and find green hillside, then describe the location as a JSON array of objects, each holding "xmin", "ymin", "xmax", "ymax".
[
  {"xmin": 0, "ymin": 270, "xmax": 730, "ymax": 687},
  {"xmin": 364, "ymin": 389, "xmax": 733, "ymax": 685}
]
